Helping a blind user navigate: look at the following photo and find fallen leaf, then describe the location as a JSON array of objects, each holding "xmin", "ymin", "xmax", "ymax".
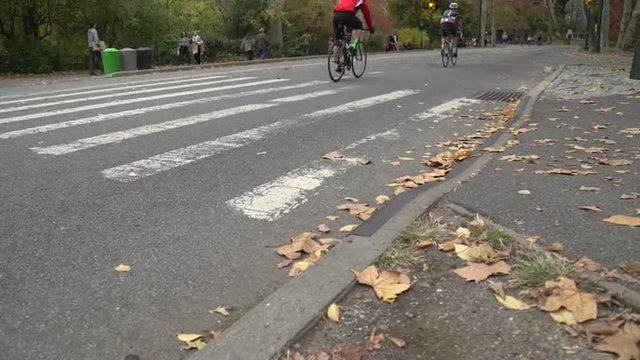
[
  {"xmin": 535, "ymin": 138, "xmax": 558, "ymax": 144},
  {"xmin": 390, "ymin": 161, "xmax": 401, "ymax": 166},
  {"xmin": 405, "ymin": 150, "xmax": 413, "ymax": 155},
  {"xmin": 599, "ymin": 159, "xmax": 633, "ymax": 166},
  {"xmin": 454, "ymin": 261, "xmax": 512, "ymax": 282},
  {"xmin": 438, "ymin": 238, "xmax": 463, "ymax": 252},
  {"xmin": 575, "ymin": 256, "xmax": 605, "ymax": 272},
  {"xmin": 396, "ymin": 156, "xmax": 415, "ymax": 161},
  {"xmin": 594, "ymin": 321, "xmax": 640, "ymax": 360},
  {"xmin": 579, "ymin": 99, "xmax": 596, "ymax": 104},
  {"xmin": 580, "ymin": 186, "xmax": 600, "ymax": 192},
  {"xmin": 326, "ymin": 215, "xmax": 339, "ymax": 221},
  {"xmin": 327, "ymin": 303, "xmax": 340, "ymax": 323},
  {"xmin": 525, "ymin": 235, "xmax": 540, "ymax": 244},
  {"xmin": 579, "ymin": 206, "xmax": 602, "ymax": 212},
  {"xmin": 621, "ymin": 260, "xmax": 640, "ymax": 275},
  {"xmin": 356, "ymin": 158, "xmax": 371, "ymax": 165},
  {"xmin": 615, "ymin": 170, "xmax": 631, "ymax": 174},
  {"xmin": 540, "ymin": 276, "xmax": 598, "ymax": 323},
  {"xmin": 603, "ymin": 215, "xmax": 640, "ymax": 227},
  {"xmin": 335, "ymin": 346, "xmax": 368, "ymax": 360},
  {"xmin": 484, "ymin": 146, "xmax": 506, "ymax": 153},
  {"xmin": 621, "ymin": 193, "xmax": 640, "ymax": 200},
  {"xmin": 518, "ymin": 190, "xmax": 531, "ymax": 195},
  {"xmin": 277, "ymin": 260, "xmax": 292, "ymax": 269},
  {"xmin": 352, "ymin": 265, "xmax": 411, "ymax": 303},
  {"xmin": 337, "ymin": 202, "xmax": 371, "ymax": 216},
  {"xmin": 545, "ymin": 243, "xmax": 564, "ymax": 252},
  {"xmin": 549, "ymin": 309, "xmax": 578, "ymax": 325},
  {"xmin": 620, "ymin": 128, "xmax": 640, "ymax": 135},
  {"xmin": 415, "ymin": 240, "xmax": 433, "ymax": 249},
  {"xmin": 454, "ymin": 243, "xmax": 499, "ymax": 263},
  {"xmin": 500, "ymin": 154, "xmax": 540, "ymax": 162},
  {"xmin": 344, "ymin": 197, "xmax": 360, "ymax": 202},
  {"xmin": 323, "ymin": 151, "xmax": 343, "ymax": 160},
  {"xmin": 367, "ymin": 328, "xmax": 385, "ymax": 351},
  {"xmin": 289, "ymin": 257, "xmax": 314, "ymax": 277},
  {"xmin": 455, "ymin": 227, "xmax": 471, "ymax": 238},
  {"xmin": 587, "ymin": 322, "xmax": 621, "ymax": 335},
  {"xmin": 178, "ymin": 333, "xmax": 203, "ymax": 343},
  {"xmin": 211, "ymin": 306, "xmax": 230, "ymax": 317},
  {"xmin": 356, "ymin": 208, "xmax": 376, "ymax": 221},
  {"xmin": 556, "ymin": 106, "xmax": 571, "ymax": 112},
  {"xmin": 489, "ymin": 282, "xmax": 505, "ymax": 298},
  {"xmin": 115, "ymin": 264, "xmax": 131, "ymax": 272},
  {"xmin": 375, "ymin": 195, "xmax": 390, "ymax": 205},
  {"xmin": 389, "ymin": 336, "xmax": 406, "ymax": 348},
  {"xmin": 318, "ymin": 224, "xmax": 330, "ymax": 234},
  {"xmin": 319, "ymin": 238, "xmax": 341, "ymax": 247},
  {"xmin": 534, "ymin": 168, "xmax": 596, "ymax": 176},
  {"xmin": 495, "ymin": 294, "xmax": 532, "ymax": 310},
  {"xmin": 256, "ymin": 151, "xmax": 267, "ymax": 155},
  {"xmin": 276, "ymin": 232, "xmax": 323, "ymax": 260}
]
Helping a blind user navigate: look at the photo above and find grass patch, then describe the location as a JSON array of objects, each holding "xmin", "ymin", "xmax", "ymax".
[
  {"xmin": 470, "ymin": 222, "xmax": 515, "ymax": 249},
  {"xmin": 376, "ymin": 244, "xmax": 420, "ymax": 269},
  {"xmin": 513, "ymin": 250, "xmax": 575, "ymax": 289},
  {"xmin": 396, "ymin": 218, "xmax": 446, "ymax": 245}
]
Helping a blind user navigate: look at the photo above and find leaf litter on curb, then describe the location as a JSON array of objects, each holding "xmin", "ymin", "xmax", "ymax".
[
  {"xmin": 352, "ymin": 265, "xmax": 411, "ymax": 303},
  {"xmin": 318, "ymin": 224, "xmax": 330, "ymax": 234},
  {"xmin": 178, "ymin": 333, "xmax": 206, "ymax": 350},
  {"xmin": 594, "ymin": 321, "xmax": 640, "ymax": 360},
  {"xmin": 540, "ymin": 276, "xmax": 598, "ymax": 323},
  {"xmin": 327, "ymin": 303, "xmax": 340, "ymax": 323},
  {"xmin": 454, "ymin": 261, "xmax": 511, "ymax": 282}
]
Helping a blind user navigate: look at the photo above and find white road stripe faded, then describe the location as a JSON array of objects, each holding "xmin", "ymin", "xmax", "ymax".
[
  {"xmin": 0, "ymin": 74, "xmax": 227, "ymax": 106},
  {"xmin": 1, "ymin": 81, "xmax": 325, "ymax": 139},
  {"xmin": 102, "ymin": 90, "xmax": 417, "ymax": 182},
  {"xmin": 225, "ymin": 130, "xmax": 399, "ymax": 221},
  {"xmin": 0, "ymin": 77, "xmax": 251, "ymax": 114},
  {"xmin": 34, "ymin": 89, "xmax": 341, "ymax": 155},
  {"xmin": 409, "ymin": 98, "xmax": 481, "ymax": 122},
  {"xmin": 0, "ymin": 79, "xmax": 288, "ymax": 124}
]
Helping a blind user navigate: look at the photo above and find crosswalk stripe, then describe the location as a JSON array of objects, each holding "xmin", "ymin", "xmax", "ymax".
[
  {"xmin": 0, "ymin": 76, "xmax": 247, "ymax": 114},
  {"xmin": 101, "ymin": 89, "xmax": 418, "ymax": 182},
  {"xmin": 0, "ymin": 81, "xmax": 327, "ymax": 140},
  {"xmin": 0, "ymin": 74, "xmax": 228, "ymax": 106},
  {"xmin": 409, "ymin": 98, "xmax": 481, "ymax": 122},
  {"xmin": 225, "ymin": 130, "xmax": 399, "ymax": 221},
  {"xmin": 0, "ymin": 78, "xmax": 289, "ymax": 125},
  {"xmin": 34, "ymin": 89, "xmax": 343, "ymax": 155}
]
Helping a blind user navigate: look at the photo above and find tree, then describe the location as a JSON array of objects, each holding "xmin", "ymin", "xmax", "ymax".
[{"xmin": 616, "ymin": 0, "xmax": 633, "ymax": 49}]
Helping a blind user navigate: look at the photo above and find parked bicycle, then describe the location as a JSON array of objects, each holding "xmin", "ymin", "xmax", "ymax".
[{"xmin": 328, "ymin": 25, "xmax": 368, "ymax": 82}]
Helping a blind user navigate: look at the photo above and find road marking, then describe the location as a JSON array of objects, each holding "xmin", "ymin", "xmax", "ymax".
[
  {"xmin": 270, "ymin": 89, "xmax": 340, "ymax": 103},
  {"xmin": 34, "ymin": 89, "xmax": 342, "ymax": 155},
  {"xmin": 0, "ymin": 81, "xmax": 326, "ymax": 139},
  {"xmin": 0, "ymin": 76, "xmax": 250, "ymax": 114},
  {"xmin": 409, "ymin": 97, "xmax": 481, "ymax": 122},
  {"xmin": 102, "ymin": 90, "xmax": 418, "ymax": 182},
  {"xmin": 0, "ymin": 75, "xmax": 229, "ymax": 106},
  {"xmin": 0, "ymin": 79, "xmax": 288, "ymax": 124},
  {"xmin": 226, "ymin": 130, "xmax": 399, "ymax": 221}
]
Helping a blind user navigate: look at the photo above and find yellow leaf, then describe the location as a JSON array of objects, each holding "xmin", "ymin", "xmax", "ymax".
[
  {"xmin": 518, "ymin": 190, "xmax": 531, "ymax": 195},
  {"xmin": 389, "ymin": 336, "xmax": 406, "ymax": 348},
  {"xmin": 327, "ymin": 303, "xmax": 340, "ymax": 323},
  {"xmin": 376, "ymin": 195, "xmax": 390, "ymax": 205},
  {"xmin": 340, "ymin": 224, "xmax": 358, "ymax": 233},
  {"xmin": 326, "ymin": 215, "xmax": 339, "ymax": 221},
  {"xmin": 114, "ymin": 264, "xmax": 131, "ymax": 272},
  {"xmin": 322, "ymin": 151, "xmax": 343, "ymax": 160},
  {"xmin": 483, "ymin": 146, "xmax": 506, "ymax": 153},
  {"xmin": 352, "ymin": 265, "xmax": 378, "ymax": 286},
  {"xmin": 454, "ymin": 244, "xmax": 472, "ymax": 261},
  {"xmin": 289, "ymin": 258, "xmax": 314, "ymax": 277},
  {"xmin": 494, "ymin": 294, "xmax": 532, "ymax": 310},
  {"xmin": 603, "ymin": 215, "xmax": 640, "ymax": 227},
  {"xmin": 549, "ymin": 309, "xmax": 578, "ymax": 325},
  {"xmin": 454, "ymin": 261, "xmax": 511, "ymax": 282},
  {"xmin": 454, "ymin": 243, "xmax": 498, "ymax": 263},
  {"xmin": 540, "ymin": 277, "xmax": 598, "ymax": 323},
  {"xmin": 438, "ymin": 238, "xmax": 463, "ymax": 252},
  {"xmin": 211, "ymin": 306, "xmax": 230, "ymax": 316},
  {"xmin": 455, "ymin": 227, "xmax": 471, "ymax": 238},
  {"xmin": 352, "ymin": 266, "xmax": 411, "ymax": 303},
  {"xmin": 178, "ymin": 333, "xmax": 203, "ymax": 342}
]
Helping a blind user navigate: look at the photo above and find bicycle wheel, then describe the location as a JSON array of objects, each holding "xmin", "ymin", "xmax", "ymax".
[
  {"xmin": 451, "ymin": 45, "xmax": 457, "ymax": 66},
  {"xmin": 328, "ymin": 43, "xmax": 345, "ymax": 82},
  {"xmin": 351, "ymin": 42, "xmax": 367, "ymax": 78},
  {"xmin": 441, "ymin": 42, "xmax": 450, "ymax": 68}
]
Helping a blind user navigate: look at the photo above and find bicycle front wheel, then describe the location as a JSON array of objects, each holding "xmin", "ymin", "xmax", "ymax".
[
  {"xmin": 451, "ymin": 46, "xmax": 457, "ymax": 66},
  {"xmin": 441, "ymin": 42, "xmax": 450, "ymax": 68},
  {"xmin": 351, "ymin": 43, "xmax": 367, "ymax": 79},
  {"xmin": 328, "ymin": 43, "xmax": 345, "ymax": 82}
]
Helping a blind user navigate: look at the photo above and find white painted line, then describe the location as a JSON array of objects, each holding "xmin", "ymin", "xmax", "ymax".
[
  {"xmin": 0, "ymin": 78, "xmax": 288, "ymax": 124},
  {"xmin": 0, "ymin": 77, "xmax": 253, "ymax": 114},
  {"xmin": 102, "ymin": 90, "xmax": 417, "ymax": 182},
  {"xmin": 409, "ymin": 97, "xmax": 481, "ymax": 122},
  {"xmin": 0, "ymin": 81, "xmax": 325, "ymax": 139},
  {"xmin": 269, "ymin": 89, "xmax": 342, "ymax": 103},
  {"xmin": 34, "ymin": 88, "xmax": 341, "ymax": 155},
  {"xmin": 0, "ymin": 74, "xmax": 227, "ymax": 105},
  {"xmin": 226, "ymin": 130, "xmax": 399, "ymax": 221}
]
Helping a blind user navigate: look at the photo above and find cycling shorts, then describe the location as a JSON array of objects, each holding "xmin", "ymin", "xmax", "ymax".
[
  {"xmin": 333, "ymin": 11, "xmax": 363, "ymax": 40},
  {"xmin": 441, "ymin": 23, "xmax": 457, "ymax": 37}
]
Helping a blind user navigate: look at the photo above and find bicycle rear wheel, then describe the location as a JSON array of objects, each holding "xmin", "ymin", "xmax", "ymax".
[
  {"xmin": 451, "ymin": 45, "xmax": 458, "ymax": 66},
  {"xmin": 328, "ymin": 43, "xmax": 345, "ymax": 82},
  {"xmin": 441, "ymin": 42, "xmax": 450, "ymax": 68},
  {"xmin": 351, "ymin": 43, "xmax": 367, "ymax": 78}
]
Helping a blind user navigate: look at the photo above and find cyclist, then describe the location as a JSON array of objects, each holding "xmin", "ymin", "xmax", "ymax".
[
  {"xmin": 332, "ymin": 0, "xmax": 375, "ymax": 70},
  {"xmin": 440, "ymin": 2, "xmax": 461, "ymax": 57}
]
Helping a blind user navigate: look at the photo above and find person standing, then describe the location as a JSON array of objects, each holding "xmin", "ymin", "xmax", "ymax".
[
  {"xmin": 87, "ymin": 23, "xmax": 102, "ymax": 75},
  {"xmin": 179, "ymin": 32, "xmax": 191, "ymax": 63},
  {"xmin": 192, "ymin": 31, "xmax": 204, "ymax": 64},
  {"xmin": 241, "ymin": 32, "xmax": 255, "ymax": 60},
  {"xmin": 255, "ymin": 28, "xmax": 269, "ymax": 60},
  {"xmin": 301, "ymin": 32, "xmax": 312, "ymax": 55}
]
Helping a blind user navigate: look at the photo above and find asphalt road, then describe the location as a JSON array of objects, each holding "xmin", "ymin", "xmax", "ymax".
[{"xmin": 1, "ymin": 46, "xmax": 571, "ymax": 360}]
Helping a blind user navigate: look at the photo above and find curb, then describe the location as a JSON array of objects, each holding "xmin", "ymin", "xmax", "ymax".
[
  {"xmin": 187, "ymin": 64, "xmax": 568, "ymax": 360},
  {"xmin": 444, "ymin": 202, "xmax": 640, "ymax": 313}
]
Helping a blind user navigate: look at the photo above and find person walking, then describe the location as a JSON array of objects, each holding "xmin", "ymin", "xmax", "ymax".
[
  {"xmin": 241, "ymin": 32, "xmax": 255, "ymax": 60},
  {"xmin": 179, "ymin": 32, "xmax": 191, "ymax": 63},
  {"xmin": 192, "ymin": 31, "xmax": 204, "ymax": 64},
  {"xmin": 87, "ymin": 23, "xmax": 102, "ymax": 75},
  {"xmin": 255, "ymin": 28, "xmax": 269, "ymax": 60},
  {"xmin": 301, "ymin": 32, "xmax": 312, "ymax": 55}
]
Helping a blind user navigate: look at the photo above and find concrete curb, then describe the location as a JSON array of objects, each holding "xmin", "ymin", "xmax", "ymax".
[
  {"xmin": 187, "ymin": 64, "xmax": 568, "ymax": 360},
  {"xmin": 444, "ymin": 202, "xmax": 640, "ymax": 313}
]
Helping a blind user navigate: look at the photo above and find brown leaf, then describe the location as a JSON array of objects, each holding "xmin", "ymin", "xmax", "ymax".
[
  {"xmin": 580, "ymin": 186, "xmax": 601, "ymax": 192},
  {"xmin": 489, "ymin": 282, "xmax": 506, "ymax": 298},
  {"xmin": 575, "ymin": 256, "xmax": 605, "ymax": 272},
  {"xmin": 621, "ymin": 193, "xmax": 640, "ymax": 200},
  {"xmin": 352, "ymin": 266, "xmax": 411, "ymax": 303},
  {"xmin": 579, "ymin": 206, "xmax": 602, "ymax": 212},
  {"xmin": 525, "ymin": 235, "xmax": 540, "ymax": 244},
  {"xmin": 276, "ymin": 232, "xmax": 323, "ymax": 260},
  {"xmin": 318, "ymin": 224, "xmax": 331, "ymax": 234},
  {"xmin": 356, "ymin": 208, "xmax": 376, "ymax": 221},
  {"xmin": 579, "ymin": 100, "xmax": 596, "ymax": 104},
  {"xmin": 367, "ymin": 328, "xmax": 384, "ymax": 351},
  {"xmin": 326, "ymin": 215, "xmax": 339, "ymax": 221},
  {"xmin": 454, "ymin": 243, "xmax": 499, "ymax": 263},
  {"xmin": 619, "ymin": 128, "xmax": 640, "ymax": 135},
  {"xmin": 603, "ymin": 215, "xmax": 640, "ymax": 227},
  {"xmin": 356, "ymin": 158, "xmax": 371, "ymax": 165},
  {"xmin": 323, "ymin": 151, "xmax": 343, "ymax": 160},
  {"xmin": 211, "ymin": 306, "xmax": 230, "ymax": 316},
  {"xmin": 438, "ymin": 238, "xmax": 463, "ymax": 252},
  {"xmin": 375, "ymin": 195, "xmax": 390, "ymax": 205},
  {"xmin": 319, "ymin": 238, "xmax": 341, "ymax": 247},
  {"xmin": 540, "ymin": 276, "xmax": 598, "ymax": 323},
  {"xmin": 534, "ymin": 168, "xmax": 596, "ymax": 176},
  {"xmin": 484, "ymin": 146, "xmax": 506, "ymax": 153},
  {"xmin": 500, "ymin": 154, "xmax": 540, "ymax": 162},
  {"xmin": 535, "ymin": 138, "xmax": 558, "ymax": 144},
  {"xmin": 389, "ymin": 336, "xmax": 406, "ymax": 348},
  {"xmin": 594, "ymin": 321, "xmax": 640, "ymax": 360},
  {"xmin": 335, "ymin": 346, "xmax": 369, "ymax": 360},
  {"xmin": 277, "ymin": 260, "xmax": 292, "ymax": 269},
  {"xmin": 453, "ymin": 261, "xmax": 512, "ymax": 282},
  {"xmin": 337, "ymin": 202, "xmax": 371, "ymax": 216},
  {"xmin": 599, "ymin": 158, "xmax": 633, "ymax": 166},
  {"xmin": 621, "ymin": 260, "xmax": 640, "ymax": 275},
  {"xmin": 545, "ymin": 243, "xmax": 564, "ymax": 252},
  {"xmin": 415, "ymin": 240, "xmax": 434, "ymax": 249}
]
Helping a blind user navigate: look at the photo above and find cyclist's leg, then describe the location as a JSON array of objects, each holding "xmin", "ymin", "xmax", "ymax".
[
  {"xmin": 441, "ymin": 26, "xmax": 447, "ymax": 51},
  {"xmin": 452, "ymin": 26, "xmax": 458, "ymax": 56},
  {"xmin": 347, "ymin": 14, "xmax": 364, "ymax": 47},
  {"xmin": 332, "ymin": 15, "xmax": 345, "ymax": 62}
]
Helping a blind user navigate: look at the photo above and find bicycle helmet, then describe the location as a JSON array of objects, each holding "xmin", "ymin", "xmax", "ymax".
[{"xmin": 449, "ymin": 2, "xmax": 459, "ymax": 10}]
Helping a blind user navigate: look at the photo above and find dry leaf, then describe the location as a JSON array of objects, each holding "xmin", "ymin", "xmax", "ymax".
[
  {"xmin": 489, "ymin": 282, "xmax": 505, "ymax": 298},
  {"xmin": 276, "ymin": 232, "xmax": 323, "ymax": 260},
  {"xmin": 356, "ymin": 207, "xmax": 376, "ymax": 221},
  {"xmin": 495, "ymin": 294, "xmax": 532, "ymax": 310},
  {"xmin": 455, "ymin": 227, "xmax": 471, "ymax": 238},
  {"xmin": 484, "ymin": 146, "xmax": 506, "ymax": 153},
  {"xmin": 289, "ymin": 258, "xmax": 314, "ymax": 277},
  {"xmin": 518, "ymin": 190, "xmax": 531, "ymax": 195},
  {"xmin": 579, "ymin": 206, "xmax": 602, "ymax": 212},
  {"xmin": 540, "ymin": 276, "xmax": 598, "ymax": 323},
  {"xmin": 534, "ymin": 168, "xmax": 596, "ymax": 176},
  {"xmin": 575, "ymin": 256, "xmax": 604, "ymax": 272},
  {"xmin": 115, "ymin": 264, "xmax": 131, "ymax": 272},
  {"xmin": 389, "ymin": 336, "xmax": 406, "ymax": 348},
  {"xmin": 375, "ymin": 195, "xmax": 390, "ymax": 205},
  {"xmin": 326, "ymin": 215, "xmax": 339, "ymax": 221},
  {"xmin": 454, "ymin": 243, "xmax": 498, "ymax": 263},
  {"xmin": 603, "ymin": 215, "xmax": 640, "ymax": 227},
  {"xmin": 500, "ymin": 155, "xmax": 540, "ymax": 162},
  {"xmin": 621, "ymin": 193, "xmax": 640, "ymax": 200},
  {"xmin": 318, "ymin": 224, "xmax": 330, "ymax": 234},
  {"xmin": 356, "ymin": 158, "xmax": 371, "ymax": 165},
  {"xmin": 525, "ymin": 235, "xmax": 540, "ymax": 244},
  {"xmin": 352, "ymin": 265, "xmax": 411, "ymax": 303},
  {"xmin": 277, "ymin": 260, "xmax": 292, "ymax": 269},
  {"xmin": 344, "ymin": 197, "xmax": 360, "ymax": 202},
  {"xmin": 599, "ymin": 159, "xmax": 633, "ymax": 166},
  {"xmin": 620, "ymin": 128, "xmax": 640, "ymax": 135},
  {"xmin": 323, "ymin": 151, "xmax": 343, "ymax": 160},
  {"xmin": 594, "ymin": 321, "xmax": 640, "ymax": 360},
  {"xmin": 545, "ymin": 243, "xmax": 564, "ymax": 252},
  {"xmin": 579, "ymin": 100, "xmax": 596, "ymax": 104},
  {"xmin": 396, "ymin": 156, "xmax": 415, "ymax": 161},
  {"xmin": 367, "ymin": 328, "xmax": 385, "ymax": 351},
  {"xmin": 211, "ymin": 306, "xmax": 230, "ymax": 316},
  {"xmin": 587, "ymin": 322, "xmax": 620, "ymax": 335},
  {"xmin": 319, "ymin": 238, "xmax": 341, "ymax": 247},
  {"xmin": 415, "ymin": 240, "xmax": 433, "ymax": 249},
  {"xmin": 178, "ymin": 333, "xmax": 203, "ymax": 343},
  {"xmin": 390, "ymin": 161, "xmax": 401, "ymax": 166},
  {"xmin": 580, "ymin": 186, "xmax": 600, "ymax": 192},
  {"xmin": 454, "ymin": 261, "xmax": 511, "ymax": 282},
  {"xmin": 549, "ymin": 309, "xmax": 578, "ymax": 325},
  {"xmin": 438, "ymin": 238, "xmax": 463, "ymax": 252},
  {"xmin": 621, "ymin": 260, "xmax": 640, "ymax": 275},
  {"xmin": 340, "ymin": 224, "xmax": 359, "ymax": 233},
  {"xmin": 327, "ymin": 303, "xmax": 340, "ymax": 323}
]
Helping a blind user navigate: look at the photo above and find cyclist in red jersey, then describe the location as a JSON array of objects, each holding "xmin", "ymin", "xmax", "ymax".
[{"xmin": 332, "ymin": 0, "xmax": 375, "ymax": 70}]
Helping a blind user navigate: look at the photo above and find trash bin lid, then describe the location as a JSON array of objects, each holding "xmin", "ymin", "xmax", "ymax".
[
  {"xmin": 103, "ymin": 48, "xmax": 119, "ymax": 52},
  {"xmin": 121, "ymin": 48, "xmax": 136, "ymax": 52},
  {"xmin": 136, "ymin": 47, "xmax": 152, "ymax": 51}
]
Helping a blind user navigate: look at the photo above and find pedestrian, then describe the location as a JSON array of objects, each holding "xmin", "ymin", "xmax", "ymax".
[
  {"xmin": 301, "ymin": 32, "xmax": 312, "ymax": 55},
  {"xmin": 393, "ymin": 32, "xmax": 399, "ymax": 51},
  {"xmin": 192, "ymin": 31, "xmax": 204, "ymax": 64},
  {"xmin": 87, "ymin": 23, "xmax": 103, "ymax": 75},
  {"xmin": 255, "ymin": 28, "xmax": 269, "ymax": 60},
  {"xmin": 178, "ymin": 31, "xmax": 191, "ymax": 64},
  {"xmin": 241, "ymin": 32, "xmax": 255, "ymax": 60}
]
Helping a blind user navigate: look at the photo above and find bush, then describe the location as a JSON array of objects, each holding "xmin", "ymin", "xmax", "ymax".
[{"xmin": 0, "ymin": 38, "xmax": 65, "ymax": 73}]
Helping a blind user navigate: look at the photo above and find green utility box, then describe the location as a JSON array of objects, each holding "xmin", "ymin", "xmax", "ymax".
[{"xmin": 101, "ymin": 48, "xmax": 122, "ymax": 75}]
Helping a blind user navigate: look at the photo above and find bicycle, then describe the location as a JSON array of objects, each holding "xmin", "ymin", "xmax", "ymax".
[
  {"xmin": 328, "ymin": 25, "xmax": 368, "ymax": 83},
  {"xmin": 441, "ymin": 30, "xmax": 457, "ymax": 68}
]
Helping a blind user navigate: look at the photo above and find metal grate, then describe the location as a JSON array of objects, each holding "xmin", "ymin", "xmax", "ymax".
[{"xmin": 474, "ymin": 91, "xmax": 524, "ymax": 102}]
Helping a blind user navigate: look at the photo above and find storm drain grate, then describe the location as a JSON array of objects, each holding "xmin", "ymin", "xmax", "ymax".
[{"xmin": 474, "ymin": 91, "xmax": 524, "ymax": 102}]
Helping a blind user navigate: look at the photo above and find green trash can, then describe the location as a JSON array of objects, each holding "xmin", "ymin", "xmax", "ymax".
[{"xmin": 101, "ymin": 48, "xmax": 122, "ymax": 75}]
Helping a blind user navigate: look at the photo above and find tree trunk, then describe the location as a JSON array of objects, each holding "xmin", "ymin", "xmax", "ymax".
[
  {"xmin": 491, "ymin": 0, "xmax": 496, "ymax": 46},
  {"xmin": 268, "ymin": 0, "xmax": 284, "ymax": 50},
  {"xmin": 600, "ymin": 0, "xmax": 610, "ymax": 49},
  {"xmin": 621, "ymin": 0, "xmax": 640, "ymax": 50},
  {"xmin": 480, "ymin": 0, "xmax": 487, "ymax": 47},
  {"xmin": 544, "ymin": 0, "xmax": 557, "ymax": 44},
  {"xmin": 617, "ymin": 0, "xmax": 633, "ymax": 49}
]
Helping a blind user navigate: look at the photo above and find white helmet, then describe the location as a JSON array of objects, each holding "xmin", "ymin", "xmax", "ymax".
[{"xmin": 449, "ymin": 2, "xmax": 459, "ymax": 10}]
